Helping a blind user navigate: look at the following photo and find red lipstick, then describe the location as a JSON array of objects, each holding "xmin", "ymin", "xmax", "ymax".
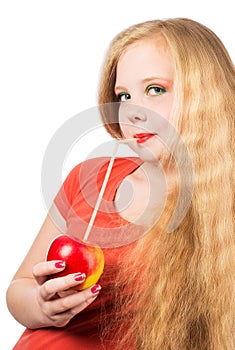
[{"xmin": 134, "ymin": 133, "xmax": 155, "ymax": 144}]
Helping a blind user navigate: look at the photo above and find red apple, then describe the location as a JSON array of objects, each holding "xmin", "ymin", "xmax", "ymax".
[{"xmin": 46, "ymin": 235, "xmax": 104, "ymax": 290}]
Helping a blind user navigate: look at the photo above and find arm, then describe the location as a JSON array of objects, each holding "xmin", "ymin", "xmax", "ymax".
[{"xmin": 6, "ymin": 206, "xmax": 101, "ymax": 329}]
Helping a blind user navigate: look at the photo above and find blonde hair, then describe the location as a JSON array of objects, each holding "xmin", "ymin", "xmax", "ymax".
[{"xmin": 98, "ymin": 18, "xmax": 235, "ymax": 349}]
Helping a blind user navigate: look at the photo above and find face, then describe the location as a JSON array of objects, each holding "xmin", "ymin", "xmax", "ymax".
[{"xmin": 114, "ymin": 38, "xmax": 175, "ymax": 163}]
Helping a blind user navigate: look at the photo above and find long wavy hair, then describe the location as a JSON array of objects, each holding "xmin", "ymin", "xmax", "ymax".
[{"xmin": 98, "ymin": 18, "xmax": 234, "ymax": 349}]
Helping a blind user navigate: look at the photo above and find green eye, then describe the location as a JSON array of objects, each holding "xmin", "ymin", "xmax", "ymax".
[
  {"xmin": 146, "ymin": 85, "xmax": 167, "ymax": 96},
  {"xmin": 117, "ymin": 92, "xmax": 131, "ymax": 102}
]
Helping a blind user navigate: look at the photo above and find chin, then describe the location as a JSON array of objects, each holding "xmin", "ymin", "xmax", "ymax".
[
  {"xmin": 135, "ymin": 144, "xmax": 163, "ymax": 163},
  {"xmin": 138, "ymin": 151, "xmax": 160, "ymax": 164}
]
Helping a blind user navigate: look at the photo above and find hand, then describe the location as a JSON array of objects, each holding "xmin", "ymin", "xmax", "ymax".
[{"xmin": 32, "ymin": 260, "xmax": 101, "ymax": 327}]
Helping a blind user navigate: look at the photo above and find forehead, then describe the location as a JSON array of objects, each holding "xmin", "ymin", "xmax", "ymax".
[{"xmin": 116, "ymin": 38, "xmax": 174, "ymax": 83}]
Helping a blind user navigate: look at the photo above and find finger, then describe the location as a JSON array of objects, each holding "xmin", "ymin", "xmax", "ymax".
[
  {"xmin": 57, "ymin": 289, "xmax": 77, "ymax": 298},
  {"xmin": 48, "ymin": 284, "xmax": 102, "ymax": 323},
  {"xmin": 69, "ymin": 285, "xmax": 101, "ymax": 316},
  {"xmin": 39, "ymin": 272, "xmax": 86, "ymax": 301},
  {"xmin": 33, "ymin": 260, "xmax": 66, "ymax": 285},
  {"xmin": 49, "ymin": 293, "xmax": 100, "ymax": 328}
]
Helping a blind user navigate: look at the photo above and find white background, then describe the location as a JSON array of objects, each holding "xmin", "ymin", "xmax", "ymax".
[{"xmin": 1, "ymin": 1, "xmax": 234, "ymax": 348}]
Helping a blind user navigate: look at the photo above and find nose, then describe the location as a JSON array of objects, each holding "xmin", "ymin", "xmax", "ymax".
[
  {"xmin": 128, "ymin": 112, "xmax": 147, "ymax": 123},
  {"xmin": 119, "ymin": 103, "xmax": 147, "ymax": 124}
]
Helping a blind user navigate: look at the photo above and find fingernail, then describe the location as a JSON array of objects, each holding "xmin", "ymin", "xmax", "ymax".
[
  {"xmin": 91, "ymin": 284, "xmax": 101, "ymax": 294},
  {"xmin": 55, "ymin": 261, "xmax": 65, "ymax": 268},
  {"xmin": 74, "ymin": 273, "xmax": 86, "ymax": 282}
]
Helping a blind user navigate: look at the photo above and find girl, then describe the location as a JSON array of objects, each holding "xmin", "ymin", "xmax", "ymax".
[{"xmin": 7, "ymin": 18, "xmax": 234, "ymax": 349}]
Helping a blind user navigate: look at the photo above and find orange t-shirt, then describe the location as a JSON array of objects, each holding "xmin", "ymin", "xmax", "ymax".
[{"xmin": 13, "ymin": 157, "xmax": 143, "ymax": 350}]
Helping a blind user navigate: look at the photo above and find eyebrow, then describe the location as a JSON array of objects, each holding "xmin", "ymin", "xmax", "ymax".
[
  {"xmin": 142, "ymin": 76, "xmax": 172, "ymax": 84},
  {"xmin": 115, "ymin": 76, "xmax": 173, "ymax": 93},
  {"xmin": 114, "ymin": 85, "xmax": 128, "ymax": 94}
]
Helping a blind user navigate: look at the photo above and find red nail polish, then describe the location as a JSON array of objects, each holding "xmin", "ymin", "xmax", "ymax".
[
  {"xmin": 91, "ymin": 284, "xmax": 101, "ymax": 294},
  {"xmin": 74, "ymin": 273, "xmax": 86, "ymax": 281},
  {"xmin": 55, "ymin": 261, "xmax": 65, "ymax": 268}
]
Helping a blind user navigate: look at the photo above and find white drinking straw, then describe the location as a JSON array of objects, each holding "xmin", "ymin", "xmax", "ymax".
[{"xmin": 82, "ymin": 138, "xmax": 137, "ymax": 242}]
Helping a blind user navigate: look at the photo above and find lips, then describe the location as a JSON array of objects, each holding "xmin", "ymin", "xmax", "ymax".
[{"xmin": 134, "ymin": 133, "xmax": 156, "ymax": 144}]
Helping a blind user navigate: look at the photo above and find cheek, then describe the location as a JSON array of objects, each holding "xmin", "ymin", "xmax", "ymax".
[
  {"xmin": 119, "ymin": 123, "xmax": 131, "ymax": 137},
  {"xmin": 118, "ymin": 107, "xmax": 130, "ymax": 135},
  {"xmin": 148, "ymin": 93, "xmax": 174, "ymax": 119},
  {"xmin": 158, "ymin": 95, "xmax": 174, "ymax": 120},
  {"xmin": 118, "ymin": 104, "xmax": 126, "ymax": 123},
  {"xmin": 119, "ymin": 112, "xmax": 137, "ymax": 137}
]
